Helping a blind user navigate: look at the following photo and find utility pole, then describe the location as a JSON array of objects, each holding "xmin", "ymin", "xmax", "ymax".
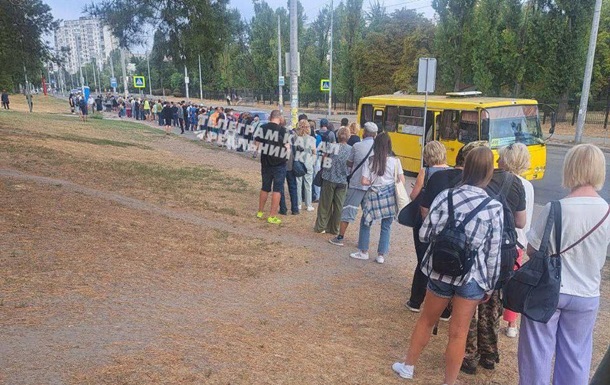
[
  {"xmin": 109, "ymin": 52, "xmax": 116, "ymax": 93},
  {"xmin": 278, "ymin": 15, "xmax": 283, "ymax": 113},
  {"xmin": 23, "ymin": 64, "xmax": 28, "ymax": 94},
  {"xmin": 328, "ymin": 0, "xmax": 334, "ymax": 118},
  {"xmin": 147, "ymin": 51, "xmax": 152, "ymax": 97},
  {"xmin": 289, "ymin": 0, "xmax": 299, "ymax": 127},
  {"xmin": 184, "ymin": 64, "xmax": 190, "ymax": 100},
  {"xmin": 120, "ymin": 48, "xmax": 128, "ymax": 98},
  {"xmin": 575, "ymin": 0, "xmax": 603, "ymax": 143},
  {"xmin": 92, "ymin": 57, "xmax": 98, "ymax": 93},
  {"xmin": 198, "ymin": 54, "xmax": 203, "ymax": 100}
]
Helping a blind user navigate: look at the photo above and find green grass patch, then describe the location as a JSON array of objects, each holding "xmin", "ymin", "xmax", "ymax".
[{"xmin": 55, "ymin": 134, "xmax": 151, "ymax": 149}]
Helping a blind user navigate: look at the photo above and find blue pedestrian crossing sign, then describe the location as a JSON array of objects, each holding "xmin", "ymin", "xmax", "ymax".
[
  {"xmin": 133, "ymin": 76, "xmax": 146, "ymax": 88},
  {"xmin": 110, "ymin": 77, "xmax": 117, "ymax": 88},
  {"xmin": 320, "ymin": 79, "xmax": 330, "ymax": 92}
]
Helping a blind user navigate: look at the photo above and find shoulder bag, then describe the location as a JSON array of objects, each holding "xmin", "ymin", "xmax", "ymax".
[
  {"xmin": 503, "ymin": 202, "xmax": 609, "ymax": 323},
  {"xmin": 394, "ymin": 158, "xmax": 410, "ymax": 211},
  {"xmin": 398, "ymin": 167, "xmax": 429, "ymax": 227}
]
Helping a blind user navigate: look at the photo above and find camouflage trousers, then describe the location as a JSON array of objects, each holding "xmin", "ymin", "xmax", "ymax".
[{"xmin": 463, "ymin": 290, "xmax": 503, "ymax": 367}]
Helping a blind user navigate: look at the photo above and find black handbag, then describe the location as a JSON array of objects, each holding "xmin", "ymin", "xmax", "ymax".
[
  {"xmin": 313, "ymin": 169, "xmax": 323, "ymax": 187},
  {"xmin": 398, "ymin": 194, "xmax": 423, "ymax": 227},
  {"xmin": 502, "ymin": 202, "xmax": 609, "ymax": 323},
  {"xmin": 502, "ymin": 201, "xmax": 562, "ymax": 323},
  {"xmin": 291, "ymin": 141, "xmax": 307, "ymax": 177},
  {"xmin": 398, "ymin": 167, "xmax": 430, "ymax": 227}
]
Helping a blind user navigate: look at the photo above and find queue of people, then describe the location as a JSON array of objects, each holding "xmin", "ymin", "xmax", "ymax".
[{"xmin": 248, "ymin": 112, "xmax": 608, "ymax": 385}]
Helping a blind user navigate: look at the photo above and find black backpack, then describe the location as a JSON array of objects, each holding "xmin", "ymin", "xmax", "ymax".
[
  {"xmin": 491, "ymin": 173, "xmax": 518, "ymax": 250},
  {"xmin": 430, "ymin": 189, "xmax": 493, "ymax": 277},
  {"xmin": 490, "ymin": 173, "xmax": 519, "ymax": 289}
]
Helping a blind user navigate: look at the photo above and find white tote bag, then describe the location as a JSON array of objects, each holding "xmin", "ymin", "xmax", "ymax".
[{"xmin": 394, "ymin": 158, "xmax": 410, "ymax": 211}]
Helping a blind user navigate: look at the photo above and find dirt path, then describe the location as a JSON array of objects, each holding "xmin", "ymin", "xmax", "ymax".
[{"xmin": 2, "ymin": 102, "xmax": 609, "ymax": 385}]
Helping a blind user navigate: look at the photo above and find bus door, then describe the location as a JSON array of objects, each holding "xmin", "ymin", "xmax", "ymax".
[
  {"xmin": 373, "ymin": 107, "xmax": 384, "ymax": 131},
  {"xmin": 390, "ymin": 106, "xmax": 431, "ymax": 173},
  {"xmin": 437, "ymin": 109, "xmax": 479, "ymax": 166}
]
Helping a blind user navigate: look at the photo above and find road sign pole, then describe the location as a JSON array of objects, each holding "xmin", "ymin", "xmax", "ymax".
[
  {"xmin": 147, "ymin": 52, "xmax": 152, "ymax": 97},
  {"xmin": 328, "ymin": 0, "xmax": 333, "ymax": 118},
  {"xmin": 278, "ymin": 15, "xmax": 283, "ymax": 114},
  {"xmin": 289, "ymin": 0, "xmax": 299, "ymax": 128}
]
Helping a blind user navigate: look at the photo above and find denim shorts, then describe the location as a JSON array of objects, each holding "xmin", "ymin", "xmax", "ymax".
[
  {"xmin": 261, "ymin": 164, "xmax": 287, "ymax": 193},
  {"xmin": 428, "ymin": 278, "xmax": 486, "ymax": 300}
]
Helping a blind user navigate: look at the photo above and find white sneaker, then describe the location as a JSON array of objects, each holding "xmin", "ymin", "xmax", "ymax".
[
  {"xmin": 375, "ymin": 255, "xmax": 385, "ymax": 264},
  {"xmin": 306, "ymin": 206, "xmax": 315, "ymax": 212},
  {"xmin": 349, "ymin": 251, "xmax": 369, "ymax": 260},
  {"xmin": 392, "ymin": 362, "xmax": 414, "ymax": 379},
  {"xmin": 506, "ymin": 327, "xmax": 518, "ymax": 338}
]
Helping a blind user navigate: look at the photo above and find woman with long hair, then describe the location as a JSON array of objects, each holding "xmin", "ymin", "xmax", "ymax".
[
  {"xmin": 392, "ymin": 147, "xmax": 504, "ymax": 385},
  {"xmin": 295, "ymin": 119, "xmax": 316, "ymax": 212},
  {"xmin": 350, "ymin": 133, "xmax": 405, "ymax": 264}
]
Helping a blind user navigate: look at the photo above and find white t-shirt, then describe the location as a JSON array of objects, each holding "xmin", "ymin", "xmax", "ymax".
[
  {"xmin": 516, "ymin": 175, "xmax": 535, "ymax": 247},
  {"xmin": 527, "ymin": 197, "xmax": 610, "ymax": 297},
  {"xmin": 361, "ymin": 156, "xmax": 402, "ymax": 187}
]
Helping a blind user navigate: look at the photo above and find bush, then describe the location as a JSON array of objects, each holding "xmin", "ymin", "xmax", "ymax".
[
  {"xmin": 172, "ymin": 89, "xmax": 184, "ymax": 98},
  {"xmin": 152, "ymin": 88, "xmax": 172, "ymax": 96}
]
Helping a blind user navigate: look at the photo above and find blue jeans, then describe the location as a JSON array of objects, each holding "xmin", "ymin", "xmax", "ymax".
[
  {"xmin": 280, "ymin": 170, "xmax": 299, "ymax": 214},
  {"xmin": 357, "ymin": 215, "xmax": 393, "ymax": 255}
]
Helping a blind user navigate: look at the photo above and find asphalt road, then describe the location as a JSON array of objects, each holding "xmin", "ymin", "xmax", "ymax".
[{"xmin": 532, "ymin": 146, "xmax": 610, "ymax": 205}]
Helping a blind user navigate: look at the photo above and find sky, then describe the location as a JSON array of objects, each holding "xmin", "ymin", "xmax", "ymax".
[{"xmin": 43, "ymin": 0, "xmax": 435, "ymax": 51}]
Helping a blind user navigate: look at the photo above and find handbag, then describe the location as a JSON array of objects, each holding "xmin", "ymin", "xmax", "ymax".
[
  {"xmin": 291, "ymin": 139, "xmax": 307, "ymax": 177},
  {"xmin": 313, "ymin": 169, "xmax": 323, "ymax": 187},
  {"xmin": 398, "ymin": 167, "xmax": 429, "ymax": 227},
  {"xmin": 502, "ymin": 203, "xmax": 609, "ymax": 323},
  {"xmin": 394, "ymin": 158, "xmax": 410, "ymax": 211}
]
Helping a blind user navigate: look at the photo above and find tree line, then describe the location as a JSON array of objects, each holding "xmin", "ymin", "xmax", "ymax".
[{"xmin": 2, "ymin": 0, "xmax": 610, "ymax": 119}]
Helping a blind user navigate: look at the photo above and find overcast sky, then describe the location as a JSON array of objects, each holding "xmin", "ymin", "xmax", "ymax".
[{"xmin": 43, "ymin": 0, "xmax": 435, "ymax": 51}]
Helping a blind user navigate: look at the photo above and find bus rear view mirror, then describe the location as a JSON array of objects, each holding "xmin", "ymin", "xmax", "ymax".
[{"xmin": 550, "ymin": 112, "xmax": 556, "ymax": 134}]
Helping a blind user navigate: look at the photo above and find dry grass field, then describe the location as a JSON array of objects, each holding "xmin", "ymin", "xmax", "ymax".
[{"xmin": 0, "ymin": 95, "xmax": 608, "ymax": 385}]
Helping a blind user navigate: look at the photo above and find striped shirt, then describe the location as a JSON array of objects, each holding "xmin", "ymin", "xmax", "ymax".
[{"xmin": 419, "ymin": 185, "xmax": 504, "ymax": 291}]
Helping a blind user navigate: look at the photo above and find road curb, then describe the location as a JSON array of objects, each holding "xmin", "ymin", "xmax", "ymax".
[{"xmin": 547, "ymin": 141, "xmax": 610, "ymax": 153}]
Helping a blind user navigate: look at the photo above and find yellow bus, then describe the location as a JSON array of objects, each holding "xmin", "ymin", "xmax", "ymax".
[{"xmin": 356, "ymin": 93, "xmax": 555, "ymax": 180}]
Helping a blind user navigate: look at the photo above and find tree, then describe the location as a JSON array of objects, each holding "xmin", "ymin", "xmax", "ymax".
[
  {"xmin": 432, "ymin": 0, "xmax": 477, "ymax": 91},
  {"xmin": 354, "ymin": 8, "xmax": 434, "ymax": 96},
  {"xmin": 0, "ymin": 0, "xmax": 57, "ymax": 90}
]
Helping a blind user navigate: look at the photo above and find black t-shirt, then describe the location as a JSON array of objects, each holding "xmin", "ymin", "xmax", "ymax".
[
  {"xmin": 421, "ymin": 169, "xmax": 463, "ymax": 209},
  {"xmin": 162, "ymin": 106, "xmax": 173, "ymax": 119},
  {"xmin": 485, "ymin": 170, "xmax": 526, "ymax": 214},
  {"xmin": 255, "ymin": 122, "xmax": 288, "ymax": 167},
  {"xmin": 347, "ymin": 135, "xmax": 361, "ymax": 146}
]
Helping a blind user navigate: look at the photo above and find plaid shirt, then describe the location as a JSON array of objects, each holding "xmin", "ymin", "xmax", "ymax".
[
  {"xmin": 419, "ymin": 185, "xmax": 504, "ymax": 291},
  {"xmin": 363, "ymin": 184, "xmax": 396, "ymax": 226}
]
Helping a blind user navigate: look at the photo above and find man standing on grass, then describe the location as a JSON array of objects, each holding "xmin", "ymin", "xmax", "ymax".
[
  {"xmin": 255, "ymin": 109, "xmax": 289, "ymax": 225},
  {"xmin": 1, "ymin": 90, "xmax": 9, "ymax": 109}
]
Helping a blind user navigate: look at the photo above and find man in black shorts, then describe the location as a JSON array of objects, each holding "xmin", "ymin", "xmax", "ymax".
[{"xmin": 255, "ymin": 110, "xmax": 289, "ymax": 224}]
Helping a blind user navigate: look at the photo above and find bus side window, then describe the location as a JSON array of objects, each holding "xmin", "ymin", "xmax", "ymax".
[
  {"xmin": 439, "ymin": 110, "xmax": 459, "ymax": 140},
  {"xmin": 385, "ymin": 106, "xmax": 398, "ymax": 132},
  {"xmin": 459, "ymin": 111, "xmax": 479, "ymax": 143},
  {"xmin": 481, "ymin": 110, "xmax": 490, "ymax": 141},
  {"xmin": 361, "ymin": 104, "xmax": 373, "ymax": 126}
]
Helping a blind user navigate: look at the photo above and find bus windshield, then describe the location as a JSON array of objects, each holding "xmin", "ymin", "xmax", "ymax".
[{"xmin": 482, "ymin": 105, "xmax": 542, "ymax": 147}]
